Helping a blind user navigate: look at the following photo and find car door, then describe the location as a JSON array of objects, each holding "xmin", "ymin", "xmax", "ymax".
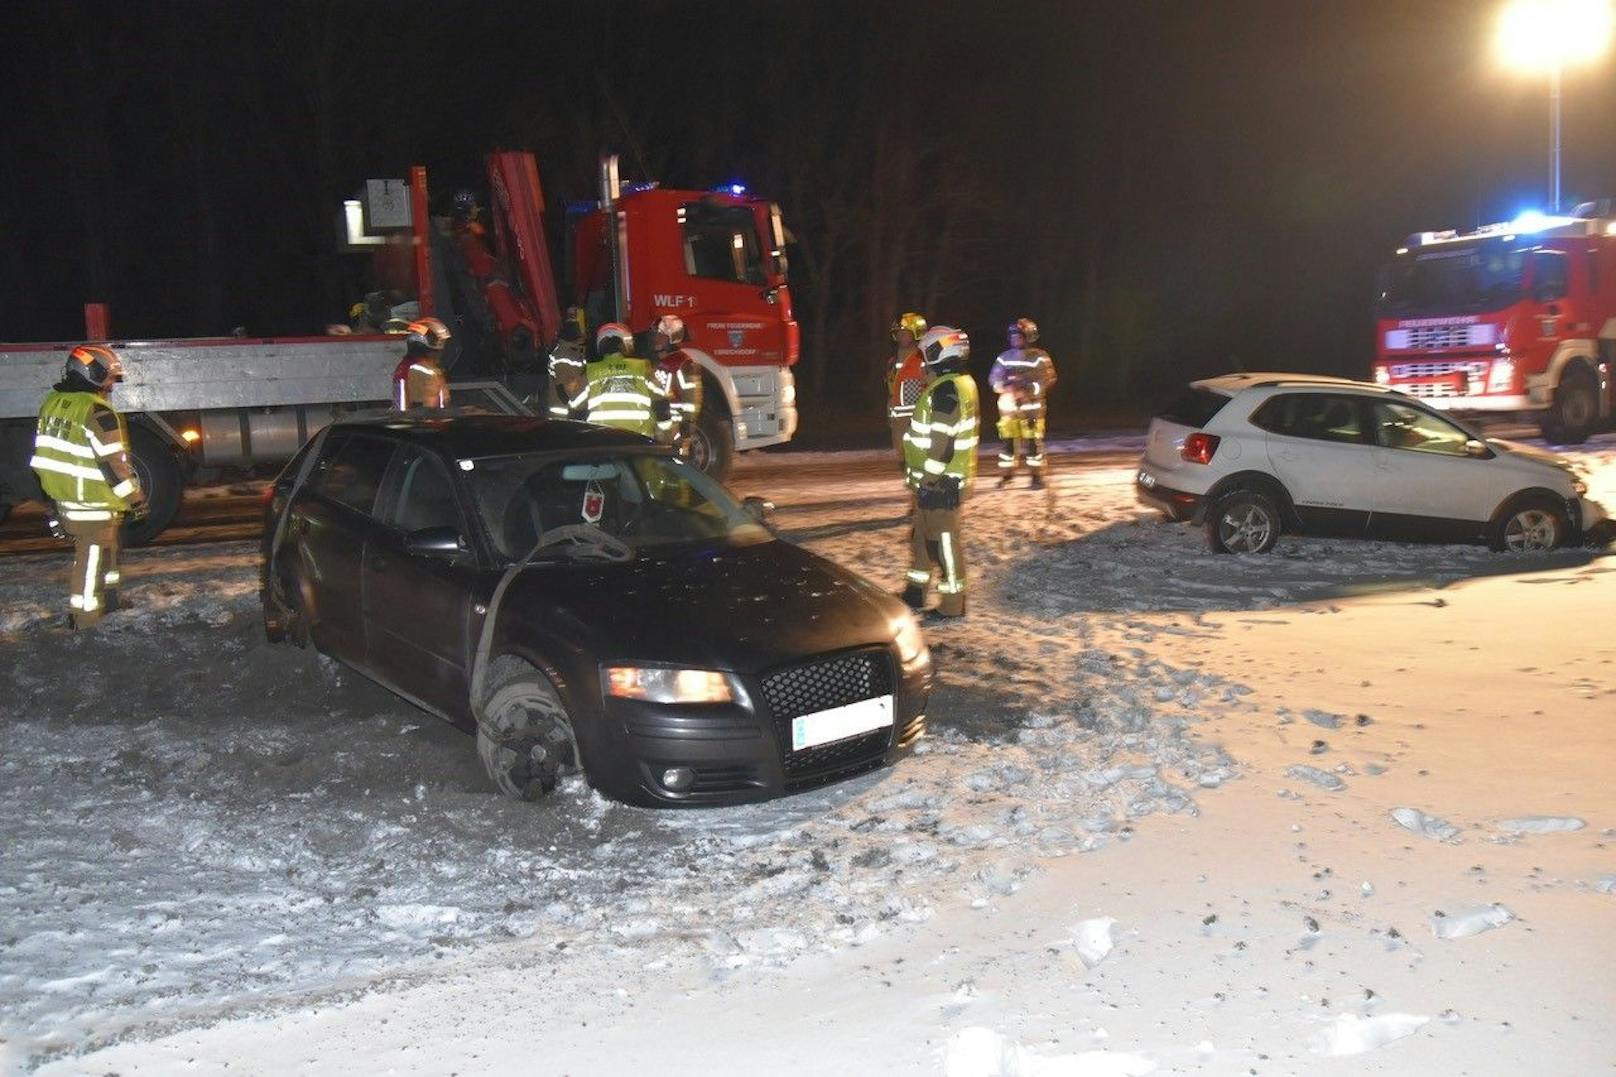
[
  {"xmin": 1251, "ymin": 392, "xmax": 1378, "ymax": 535},
  {"xmin": 362, "ymin": 445, "xmax": 481, "ymax": 718},
  {"xmin": 288, "ymin": 432, "xmax": 398, "ymax": 664},
  {"xmin": 1365, "ymin": 399, "xmax": 1496, "ymax": 542}
]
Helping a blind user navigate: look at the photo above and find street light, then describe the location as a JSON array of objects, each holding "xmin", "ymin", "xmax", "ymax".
[{"xmin": 1494, "ymin": 0, "xmax": 1615, "ymax": 210}]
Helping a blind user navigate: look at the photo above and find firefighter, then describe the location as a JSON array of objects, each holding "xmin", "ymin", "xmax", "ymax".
[
  {"xmin": 989, "ymin": 317, "xmax": 1057, "ymax": 488},
  {"xmin": 547, "ymin": 306, "xmax": 589, "ymax": 419},
  {"xmin": 393, "ymin": 317, "xmax": 452, "ymax": 410},
  {"xmin": 29, "ymin": 345, "xmax": 147, "ymax": 629},
  {"xmin": 886, "ymin": 312, "xmax": 928, "ymax": 471},
  {"xmin": 576, "ymin": 322, "xmax": 668, "ymax": 437},
  {"xmin": 651, "ymin": 314, "xmax": 703, "ymax": 451},
  {"xmin": 901, "ymin": 326, "xmax": 979, "ymax": 618}
]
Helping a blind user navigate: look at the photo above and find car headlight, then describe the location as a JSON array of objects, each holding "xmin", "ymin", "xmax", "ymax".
[
  {"xmin": 604, "ymin": 666, "xmax": 734, "ymax": 703},
  {"xmin": 894, "ymin": 614, "xmax": 929, "ymax": 665}
]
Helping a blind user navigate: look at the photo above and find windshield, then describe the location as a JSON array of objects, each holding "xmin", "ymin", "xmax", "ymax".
[
  {"xmin": 466, "ymin": 451, "xmax": 772, "ymax": 562},
  {"xmin": 681, "ymin": 202, "xmax": 766, "ymax": 285},
  {"xmin": 1376, "ymin": 242, "xmax": 1528, "ymax": 317}
]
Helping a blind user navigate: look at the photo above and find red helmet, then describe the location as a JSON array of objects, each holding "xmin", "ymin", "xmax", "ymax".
[
  {"xmin": 595, "ymin": 321, "xmax": 633, "ymax": 356},
  {"xmin": 405, "ymin": 317, "xmax": 452, "ymax": 350},
  {"xmin": 66, "ymin": 344, "xmax": 124, "ymax": 391},
  {"xmin": 1008, "ymin": 317, "xmax": 1039, "ymax": 344}
]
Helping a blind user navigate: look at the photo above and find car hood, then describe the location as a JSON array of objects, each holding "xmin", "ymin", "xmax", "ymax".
[
  {"xmin": 501, "ymin": 539, "xmax": 906, "ymax": 672},
  {"xmin": 1486, "ymin": 437, "xmax": 1581, "ymax": 479}
]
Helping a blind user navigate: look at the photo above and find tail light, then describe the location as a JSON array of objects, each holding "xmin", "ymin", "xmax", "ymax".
[{"xmin": 1180, "ymin": 432, "xmax": 1220, "ymax": 464}]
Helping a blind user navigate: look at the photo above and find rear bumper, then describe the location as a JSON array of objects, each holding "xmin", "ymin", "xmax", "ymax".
[{"xmin": 1136, "ymin": 470, "xmax": 1203, "ymax": 522}]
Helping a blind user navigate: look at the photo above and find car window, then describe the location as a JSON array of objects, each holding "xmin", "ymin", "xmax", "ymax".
[
  {"xmin": 1371, "ymin": 401, "xmax": 1472, "ymax": 456},
  {"xmin": 311, "ymin": 434, "xmax": 397, "ymax": 516},
  {"xmin": 1250, "ymin": 393, "xmax": 1366, "ymax": 444},
  {"xmin": 1158, "ymin": 388, "xmax": 1231, "ymax": 428},
  {"xmin": 379, "ymin": 448, "xmax": 464, "ymax": 534}
]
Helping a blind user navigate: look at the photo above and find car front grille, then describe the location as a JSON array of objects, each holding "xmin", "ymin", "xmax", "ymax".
[
  {"xmin": 761, "ymin": 648, "xmax": 896, "ymax": 783},
  {"xmin": 1389, "ymin": 360, "xmax": 1487, "ymax": 378}
]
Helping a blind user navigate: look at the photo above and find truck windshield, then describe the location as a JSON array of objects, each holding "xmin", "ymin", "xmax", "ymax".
[
  {"xmin": 681, "ymin": 202, "xmax": 766, "ymax": 286},
  {"xmin": 467, "ymin": 451, "xmax": 772, "ymax": 562},
  {"xmin": 1376, "ymin": 243, "xmax": 1528, "ymax": 317}
]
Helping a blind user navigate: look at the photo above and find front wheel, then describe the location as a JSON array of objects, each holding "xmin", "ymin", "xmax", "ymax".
[
  {"xmin": 687, "ymin": 407, "xmax": 735, "ymax": 482},
  {"xmin": 1489, "ymin": 497, "xmax": 1568, "ymax": 553},
  {"xmin": 122, "ymin": 426, "xmax": 185, "ymax": 546},
  {"xmin": 1541, "ymin": 366, "xmax": 1601, "ymax": 445},
  {"xmin": 1205, "ymin": 490, "xmax": 1281, "ymax": 554},
  {"xmin": 475, "ymin": 660, "xmax": 583, "ymax": 802}
]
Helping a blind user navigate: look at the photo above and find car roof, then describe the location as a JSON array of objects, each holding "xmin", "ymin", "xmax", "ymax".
[
  {"xmin": 1190, "ymin": 372, "xmax": 1397, "ymax": 396},
  {"xmin": 328, "ymin": 413, "xmax": 659, "ymax": 457}
]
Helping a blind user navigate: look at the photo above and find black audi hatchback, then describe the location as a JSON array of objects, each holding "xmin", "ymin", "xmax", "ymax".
[{"xmin": 260, "ymin": 415, "xmax": 932, "ymax": 806}]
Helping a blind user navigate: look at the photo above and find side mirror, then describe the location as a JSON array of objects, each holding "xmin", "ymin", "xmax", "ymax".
[
  {"xmin": 742, "ymin": 496, "xmax": 776, "ymax": 525},
  {"xmin": 404, "ymin": 525, "xmax": 469, "ymax": 558},
  {"xmin": 1464, "ymin": 439, "xmax": 1493, "ymax": 459}
]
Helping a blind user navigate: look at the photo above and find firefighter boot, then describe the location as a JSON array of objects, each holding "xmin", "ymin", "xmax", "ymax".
[
  {"xmin": 996, "ymin": 472, "xmax": 1013, "ymax": 489},
  {"xmin": 1029, "ymin": 472, "xmax": 1044, "ymax": 490}
]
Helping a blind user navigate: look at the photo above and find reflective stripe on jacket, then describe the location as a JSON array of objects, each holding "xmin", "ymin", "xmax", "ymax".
[
  {"xmin": 988, "ymin": 347, "xmax": 1056, "ymax": 418},
  {"xmin": 903, "ymin": 372, "xmax": 980, "ymax": 490},
  {"xmin": 584, "ymin": 354, "xmax": 663, "ymax": 437},
  {"xmin": 30, "ymin": 390, "xmax": 137, "ymax": 512}
]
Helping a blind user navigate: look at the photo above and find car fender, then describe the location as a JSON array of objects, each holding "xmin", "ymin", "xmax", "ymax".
[
  {"xmin": 1487, "ymin": 485, "xmax": 1576, "ymax": 532},
  {"xmin": 1196, "ymin": 470, "xmax": 1298, "ymax": 528}
]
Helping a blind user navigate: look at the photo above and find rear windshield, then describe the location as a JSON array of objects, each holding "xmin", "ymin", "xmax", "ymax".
[{"xmin": 1158, "ymin": 388, "xmax": 1231, "ymax": 429}]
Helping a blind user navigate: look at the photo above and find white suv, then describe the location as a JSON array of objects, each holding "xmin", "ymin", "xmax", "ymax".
[{"xmin": 1136, "ymin": 373, "xmax": 1604, "ymax": 554}]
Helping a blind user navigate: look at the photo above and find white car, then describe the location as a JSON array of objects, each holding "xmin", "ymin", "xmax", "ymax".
[{"xmin": 1136, "ymin": 373, "xmax": 1605, "ymax": 554}]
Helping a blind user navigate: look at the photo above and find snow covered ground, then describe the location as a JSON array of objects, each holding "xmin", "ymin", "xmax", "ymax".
[{"xmin": 2, "ymin": 434, "xmax": 1613, "ymax": 1075}]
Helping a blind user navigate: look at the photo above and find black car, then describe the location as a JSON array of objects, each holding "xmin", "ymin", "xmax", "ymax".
[{"xmin": 259, "ymin": 415, "xmax": 932, "ymax": 806}]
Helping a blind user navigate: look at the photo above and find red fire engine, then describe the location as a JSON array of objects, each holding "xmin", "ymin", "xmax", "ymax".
[{"xmin": 1372, "ymin": 203, "xmax": 1616, "ymax": 443}]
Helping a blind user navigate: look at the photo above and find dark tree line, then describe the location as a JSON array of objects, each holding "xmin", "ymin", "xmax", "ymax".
[{"xmin": 11, "ymin": 1, "xmax": 1616, "ymax": 427}]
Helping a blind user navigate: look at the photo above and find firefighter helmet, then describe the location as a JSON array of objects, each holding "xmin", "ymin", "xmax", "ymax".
[
  {"xmin": 560, "ymin": 305, "xmax": 587, "ymax": 343},
  {"xmin": 1008, "ymin": 317, "xmax": 1039, "ymax": 344},
  {"xmin": 918, "ymin": 326, "xmax": 969, "ymax": 370},
  {"xmin": 654, "ymin": 313, "xmax": 687, "ymax": 348},
  {"xmin": 405, "ymin": 317, "xmax": 452, "ymax": 351},
  {"xmin": 595, "ymin": 321, "xmax": 633, "ymax": 356},
  {"xmin": 65, "ymin": 344, "xmax": 124, "ymax": 391},
  {"xmin": 890, "ymin": 311, "xmax": 928, "ymax": 345},
  {"xmin": 452, "ymin": 190, "xmax": 479, "ymax": 221}
]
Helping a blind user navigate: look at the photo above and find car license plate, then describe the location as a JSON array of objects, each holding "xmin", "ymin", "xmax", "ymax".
[
  {"xmin": 791, "ymin": 695, "xmax": 893, "ymax": 751},
  {"xmin": 1138, "ymin": 469, "xmax": 1157, "ymax": 488}
]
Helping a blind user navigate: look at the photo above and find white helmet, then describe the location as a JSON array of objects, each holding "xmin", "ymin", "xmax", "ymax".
[{"xmin": 918, "ymin": 325, "xmax": 969, "ymax": 369}]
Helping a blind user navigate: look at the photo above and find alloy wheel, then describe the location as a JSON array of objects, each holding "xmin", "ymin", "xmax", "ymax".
[
  {"xmin": 1218, "ymin": 504, "xmax": 1273, "ymax": 553},
  {"xmin": 1503, "ymin": 508, "xmax": 1559, "ymax": 552}
]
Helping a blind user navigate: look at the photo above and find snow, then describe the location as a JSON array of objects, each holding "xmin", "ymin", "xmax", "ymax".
[{"xmin": 2, "ymin": 432, "xmax": 1614, "ymax": 1074}]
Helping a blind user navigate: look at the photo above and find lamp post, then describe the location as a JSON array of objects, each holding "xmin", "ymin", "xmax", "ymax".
[{"xmin": 1495, "ymin": 0, "xmax": 1615, "ymax": 210}]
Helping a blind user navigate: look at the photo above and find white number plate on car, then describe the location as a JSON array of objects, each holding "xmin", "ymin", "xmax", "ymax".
[{"xmin": 791, "ymin": 695, "xmax": 894, "ymax": 752}]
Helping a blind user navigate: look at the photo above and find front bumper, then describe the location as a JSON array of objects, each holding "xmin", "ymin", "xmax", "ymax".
[
  {"xmin": 1136, "ymin": 470, "xmax": 1203, "ymax": 523},
  {"xmin": 604, "ymin": 647, "xmax": 933, "ymax": 806}
]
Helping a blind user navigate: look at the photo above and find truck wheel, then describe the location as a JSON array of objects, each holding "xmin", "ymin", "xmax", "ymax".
[
  {"xmin": 1542, "ymin": 365, "xmax": 1600, "ymax": 445},
  {"xmin": 122, "ymin": 426, "xmax": 185, "ymax": 546},
  {"xmin": 475, "ymin": 659, "xmax": 583, "ymax": 802},
  {"xmin": 689, "ymin": 408, "xmax": 735, "ymax": 482}
]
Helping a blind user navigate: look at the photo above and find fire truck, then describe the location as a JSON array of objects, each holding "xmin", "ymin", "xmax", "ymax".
[
  {"xmin": 0, "ymin": 151, "xmax": 799, "ymax": 542},
  {"xmin": 1372, "ymin": 203, "xmax": 1616, "ymax": 444}
]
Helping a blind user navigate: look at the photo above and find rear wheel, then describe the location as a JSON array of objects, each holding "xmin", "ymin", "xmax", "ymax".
[
  {"xmin": 1541, "ymin": 365, "xmax": 1600, "ymax": 445},
  {"xmin": 475, "ymin": 660, "xmax": 583, "ymax": 802},
  {"xmin": 1489, "ymin": 496, "xmax": 1568, "ymax": 553},
  {"xmin": 122, "ymin": 426, "xmax": 185, "ymax": 546},
  {"xmin": 1206, "ymin": 489, "xmax": 1281, "ymax": 554}
]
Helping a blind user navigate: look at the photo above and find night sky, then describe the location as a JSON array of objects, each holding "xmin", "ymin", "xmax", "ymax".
[{"xmin": 9, "ymin": 1, "xmax": 1616, "ymax": 413}]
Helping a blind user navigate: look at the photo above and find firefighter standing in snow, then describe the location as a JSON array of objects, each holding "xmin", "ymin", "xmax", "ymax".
[
  {"xmin": 651, "ymin": 314, "xmax": 703, "ymax": 451},
  {"xmin": 571, "ymin": 322, "xmax": 669, "ymax": 438},
  {"xmin": 30, "ymin": 345, "xmax": 147, "ymax": 629},
  {"xmin": 901, "ymin": 327, "xmax": 979, "ymax": 618},
  {"xmin": 885, "ymin": 312, "xmax": 928, "ymax": 472},
  {"xmin": 392, "ymin": 317, "xmax": 452, "ymax": 410},
  {"xmin": 989, "ymin": 317, "xmax": 1057, "ymax": 488}
]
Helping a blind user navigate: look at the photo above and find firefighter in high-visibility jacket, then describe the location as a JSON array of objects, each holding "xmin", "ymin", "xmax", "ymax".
[
  {"xmin": 886, "ymin": 312, "xmax": 928, "ymax": 472},
  {"xmin": 901, "ymin": 327, "xmax": 979, "ymax": 618},
  {"xmin": 392, "ymin": 317, "xmax": 452, "ymax": 410},
  {"xmin": 651, "ymin": 314, "xmax": 703, "ymax": 451},
  {"xmin": 572, "ymin": 322, "xmax": 670, "ymax": 438},
  {"xmin": 547, "ymin": 306, "xmax": 589, "ymax": 419},
  {"xmin": 30, "ymin": 345, "xmax": 148, "ymax": 629},
  {"xmin": 989, "ymin": 317, "xmax": 1057, "ymax": 488}
]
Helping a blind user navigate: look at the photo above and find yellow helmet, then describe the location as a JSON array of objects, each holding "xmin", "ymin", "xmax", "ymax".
[{"xmin": 890, "ymin": 311, "xmax": 928, "ymax": 345}]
